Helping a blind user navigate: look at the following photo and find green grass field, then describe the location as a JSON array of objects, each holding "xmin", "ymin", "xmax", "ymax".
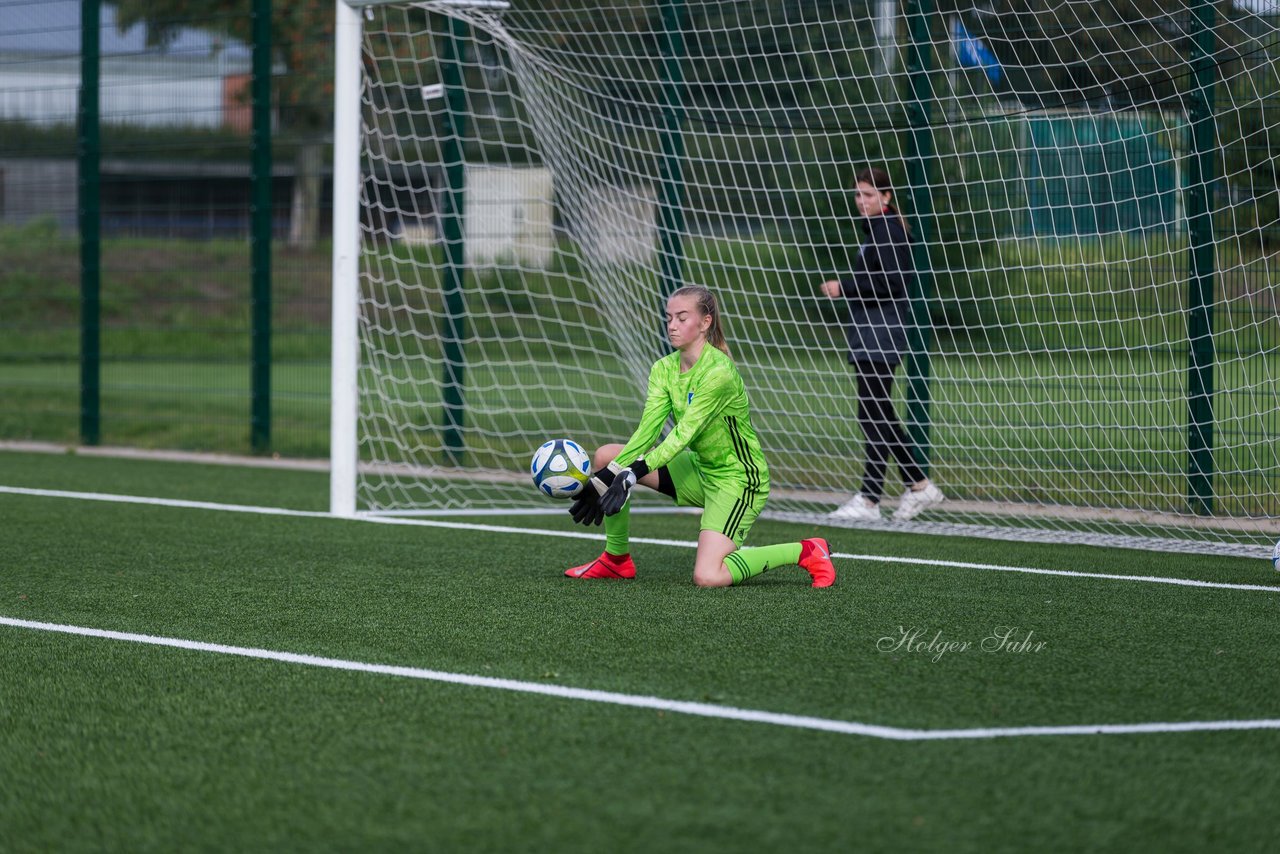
[
  {"xmin": 5, "ymin": 347, "xmax": 1279, "ymax": 520},
  {"xmin": 3, "ymin": 227, "xmax": 1279, "ymax": 526},
  {"xmin": 2, "ymin": 449, "xmax": 1278, "ymax": 852}
]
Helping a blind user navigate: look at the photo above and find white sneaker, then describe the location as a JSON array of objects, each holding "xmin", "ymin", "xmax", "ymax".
[
  {"xmin": 893, "ymin": 483, "xmax": 945, "ymax": 521},
  {"xmin": 828, "ymin": 494, "xmax": 882, "ymax": 522}
]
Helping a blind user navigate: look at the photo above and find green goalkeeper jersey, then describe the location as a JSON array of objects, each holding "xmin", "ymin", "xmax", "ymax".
[{"xmin": 616, "ymin": 344, "xmax": 770, "ymax": 492}]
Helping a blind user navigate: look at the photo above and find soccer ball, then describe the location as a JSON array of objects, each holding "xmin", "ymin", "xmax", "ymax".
[
  {"xmin": 1273, "ymin": 540, "xmax": 1280, "ymax": 573},
  {"xmin": 530, "ymin": 439, "xmax": 592, "ymax": 500}
]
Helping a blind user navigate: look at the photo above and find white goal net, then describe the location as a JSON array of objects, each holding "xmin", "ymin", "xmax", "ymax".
[{"xmin": 333, "ymin": 0, "xmax": 1280, "ymax": 557}]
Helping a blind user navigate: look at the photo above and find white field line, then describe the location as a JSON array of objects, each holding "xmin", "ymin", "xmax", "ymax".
[
  {"xmin": 3, "ymin": 616, "xmax": 1278, "ymax": 742},
  {"xmin": 3, "ymin": 485, "xmax": 1278, "ymax": 595}
]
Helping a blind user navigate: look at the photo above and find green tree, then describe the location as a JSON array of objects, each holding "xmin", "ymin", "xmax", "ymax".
[{"xmin": 938, "ymin": 0, "xmax": 1252, "ymax": 108}]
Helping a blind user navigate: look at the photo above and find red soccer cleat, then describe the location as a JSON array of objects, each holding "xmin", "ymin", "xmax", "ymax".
[
  {"xmin": 564, "ymin": 551, "xmax": 637, "ymax": 580},
  {"xmin": 799, "ymin": 538, "xmax": 836, "ymax": 588}
]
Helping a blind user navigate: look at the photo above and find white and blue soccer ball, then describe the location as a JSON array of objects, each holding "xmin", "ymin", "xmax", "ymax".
[
  {"xmin": 530, "ymin": 438, "xmax": 592, "ymax": 500},
  {"xmin": 1273, "ymin": 539, "xmax": 1280, "ymax": 573}
]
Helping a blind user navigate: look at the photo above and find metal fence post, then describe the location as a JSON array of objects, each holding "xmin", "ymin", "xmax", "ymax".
[
  {"xmin": 250, "ymin": 0, "xmax": 273, "ymax": 452},
  {"xmin": 657, "ymin": 0, "xmax": 688, "ymax": 303},
  {"xmin": 439, "ymin": 12, "xmax": 469, "ymax": 465},
  {"xmin": 78, "ymin": 0, "xmax": 101, "ymax": 446},
  {"xmin": 1186, "ymin": 0, "xmax": 1218, "ymax": 516},
  {"xmin": 904, "ymin": 0, "xmax": 938, "ymax": 472}
]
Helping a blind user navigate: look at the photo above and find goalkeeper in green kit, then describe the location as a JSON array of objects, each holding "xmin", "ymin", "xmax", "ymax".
[{"xmin": 565, "ymin": 285, "xmax": 836, "ymax": 588}]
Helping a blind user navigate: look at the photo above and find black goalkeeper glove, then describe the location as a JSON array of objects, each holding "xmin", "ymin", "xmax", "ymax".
[
  {"xmin": 568, "ymin": 462, "xmax": 620, "ymax": 527},
  {"xmin": 599, "ymin": 459, "xmax": 650, "ymax": 516}
]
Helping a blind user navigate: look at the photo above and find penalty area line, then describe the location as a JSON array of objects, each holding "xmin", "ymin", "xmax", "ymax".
[
  {"xmin": 2, "ymin": 485, "xmax": 1278, "ymax": 594},
  {"xmin": 3, "ymin": 615, "xmax": 1278, "ymax": 742}
]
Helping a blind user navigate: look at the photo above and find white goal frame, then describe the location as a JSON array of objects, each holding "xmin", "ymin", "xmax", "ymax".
[
  {"xmin": 327, "ymin": 0, "xmax": 1280, "ymax": 559},
  {"xmin": 330, "ymin": 0, "xmax": 509, "ymax": 518}
]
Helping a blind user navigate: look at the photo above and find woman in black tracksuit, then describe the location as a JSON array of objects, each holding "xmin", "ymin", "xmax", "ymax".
[{"xmin": 819, "ymin": 167, "xmax": 944, "ymax": 522}]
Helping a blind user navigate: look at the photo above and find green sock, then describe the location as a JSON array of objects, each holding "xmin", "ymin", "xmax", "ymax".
[
  {"xmin": 723, "ymin": 542, "xmax": 803, "ymax": 586},
  {"xmin": 604, "ymin": 501, "xmax": 631, "ymax": 556}
]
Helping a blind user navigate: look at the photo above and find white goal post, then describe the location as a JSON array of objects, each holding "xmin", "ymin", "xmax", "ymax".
[
  {"xmin": 331, "ymin": 0, "xmax": 1280, "ymax": 558},
  {"xmin": 330, "ymin": 0, "xmax": 362, "ymax": 518},
  {"xmin": 332, "ymin": 0, "xmax": 514, "ymax": 519}
]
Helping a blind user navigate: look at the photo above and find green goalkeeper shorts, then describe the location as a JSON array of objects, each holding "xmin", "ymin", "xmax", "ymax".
[{"xmin": 665, "ymin": 450, "xmax": 768, "ymax": 547}]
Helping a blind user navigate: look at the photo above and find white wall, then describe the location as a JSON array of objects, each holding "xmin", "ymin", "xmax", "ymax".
[
  {"xmin": 399, "ymin": 166, "xmax": 559, "ymax": 269},
  {"xmin": 0, "ymin": 55, "xmax": 246, "ymax": 128}
]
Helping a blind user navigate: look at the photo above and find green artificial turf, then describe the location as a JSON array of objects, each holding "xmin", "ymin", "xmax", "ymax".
[{"xmin": 0, "ymin": 450, "xmax": 1277, "ymax": 852}]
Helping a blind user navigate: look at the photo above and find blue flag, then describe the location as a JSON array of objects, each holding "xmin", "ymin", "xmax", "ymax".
[{"xmin": 952, "ymin": 19, "xmax": 1003, "ymax": 85}]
